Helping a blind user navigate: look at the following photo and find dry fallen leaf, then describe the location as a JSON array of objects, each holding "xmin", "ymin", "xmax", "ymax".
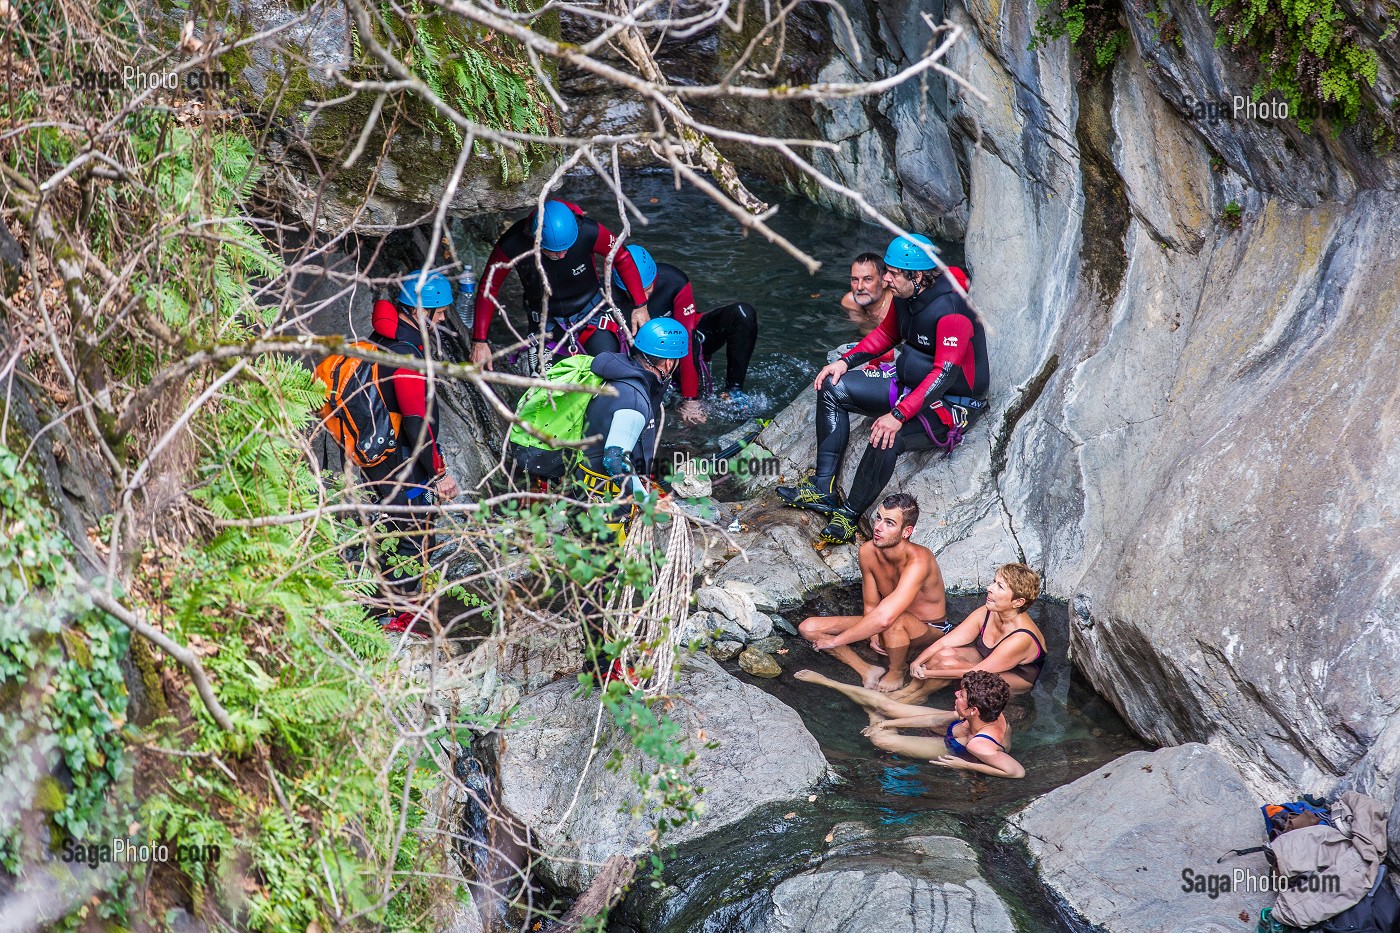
[
  {"xmin": 824, "ymin": 831, "xmax": 834, "ymax": 843},
  {"xmin": 777, "ymin": 648, "xmax": 789, "ymax": 655},
  {"xmin": 809, "ymin": 293, "xmax": 821, "ymax": 299},
  {"xmin": 807, "ymin": 794, "xmax": 817, "ymax": 802},
  {"xmin": 783, "ymin": 812, "xmax": 796, "ymax": 819}
]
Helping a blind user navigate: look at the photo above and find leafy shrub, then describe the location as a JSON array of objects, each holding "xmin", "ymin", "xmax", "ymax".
[{"xmin": 1202, "ymin": 0, "xmax": 1381, "ymax": 132}]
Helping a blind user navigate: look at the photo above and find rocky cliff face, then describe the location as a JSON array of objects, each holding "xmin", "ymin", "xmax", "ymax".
[{"xmin": 745, "ymin": 0, "xmax": 1400, "ymax": 824}]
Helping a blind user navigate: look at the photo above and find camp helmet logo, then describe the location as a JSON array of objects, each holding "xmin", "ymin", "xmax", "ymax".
[
  {"xmin": 571, "ymin": 263, "xmax": 587, "ymax": 276},
  {"xmin": 943, "ymin": 336, "xmax": 959, "ymax": 346}
]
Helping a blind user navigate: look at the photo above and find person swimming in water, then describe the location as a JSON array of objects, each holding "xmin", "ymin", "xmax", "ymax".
[
  {"xmin": 794, "ymin": 668, "xmax": 1024, "ymax": 779},
  {"xmin": 797, "ymin": 494, "xmax": 948, "ymax": 693},
  {"xmin": 890, "ymin": 562, "xmax": 1046, "ymax": 704}
]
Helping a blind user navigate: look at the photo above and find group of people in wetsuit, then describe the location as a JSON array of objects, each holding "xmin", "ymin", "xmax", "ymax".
[
  {"xmin": 352, "ymin": 197, "xmax": 752, "ymax": 631},
  {"xmin": 363, "ymin": 198, "xmax": 1026, "ymax": 779},
  {"xmin": 359, "ymin": 197, "xmax": 763, "ymax": 616},
  {"xmin": 470, "ymin": 198, "xmax": 762, "ymax": 495}
]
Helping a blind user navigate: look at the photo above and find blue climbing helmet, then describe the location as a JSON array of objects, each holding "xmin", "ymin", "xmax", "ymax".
[
  {"xmin": 633, "ymin": 317, "xmax": 689, "ymax": 359},
  {"xmin": 534, "ymin": 200, "xmax": 580, "ymax": 252},
  {"xmin": 397, "ymin": 270, "xmax": 454, "ymax": 309},
  {"xmin": 613, "ymin": 244, "xmax": 657, "ymax": 292},
  {"xmin": 883, "ymin": 233, "xmax": 939, "ymax": 272}
]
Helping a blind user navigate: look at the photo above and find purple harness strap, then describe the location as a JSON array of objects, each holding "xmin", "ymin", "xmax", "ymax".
[
  {"xmin": 888, "ymin": 381, "xmax": 963, "ymax": 452},
  {"xmin": 509, "ymin": 307, "xmax": 633, "ymax": 371}
]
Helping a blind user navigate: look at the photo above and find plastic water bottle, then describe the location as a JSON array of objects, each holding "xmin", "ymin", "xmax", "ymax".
[{"xmin": 457, "ymin": 263, "xmax": 476, "ymax": 332}]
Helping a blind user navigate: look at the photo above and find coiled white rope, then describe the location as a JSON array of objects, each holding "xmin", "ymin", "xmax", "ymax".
[{"xmin": 607, "ymin": 510, "xmax": 693, "ymax": 696}]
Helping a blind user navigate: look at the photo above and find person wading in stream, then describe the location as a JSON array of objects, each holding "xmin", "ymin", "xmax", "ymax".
[
  {"xmin": 890, "ymin": 562, "xmax": 1046, "ymax": 704},
  {"xmin": 797, "ymin": 494, "xmax": 949, "ymax": 693},
  {"xmin": 777, "ymin": 234, "xmax": 989, "ymax": 545},
  {"xmin": 470, "ymin": 199, "xmax": 651, "ymax": 369},
  {"xmin": 367, "ymin": 272, "xmax": 461, "ymax": 636},
  {"xmin": 609, "ymin": 244, "xmax": 760, "ymax": 425},
  {"xmin": 794, "ymin": 668, "xmax": 1025, "ymax": 779},
  {"xmin": 842, "ymin": 252, "xmax": 895, "ymax": 335}
]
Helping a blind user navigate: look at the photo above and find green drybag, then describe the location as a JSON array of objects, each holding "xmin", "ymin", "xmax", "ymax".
[{"xmin": 509, "ymin": 355, "xmax": 605, "ymax": 451}]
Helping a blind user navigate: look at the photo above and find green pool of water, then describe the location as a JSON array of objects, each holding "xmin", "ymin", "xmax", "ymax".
[{"xmin": 612, "ymin": 592, "xmax": 1150, "ymax": 932}]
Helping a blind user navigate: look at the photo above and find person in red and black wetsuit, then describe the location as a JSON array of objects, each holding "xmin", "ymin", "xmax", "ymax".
[
  {"xmin": 610, "ymin": 245, "xmax": 759, "ymax": 425},
  {"xmin": 469, "ymin": 199, "xmax": 650, "ymax": 370},
  {"xmin": 778, "ymin": 234, "xmax": 989, "ymax": 545},
  {"xmin": 366, "ymin": 272, "xmax": 460, "ymax": 635}
]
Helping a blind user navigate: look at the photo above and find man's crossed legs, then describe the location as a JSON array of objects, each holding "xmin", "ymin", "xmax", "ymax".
[{"xmin": 798, "ymin": 612, "xmax": 943, "ymax": 693}]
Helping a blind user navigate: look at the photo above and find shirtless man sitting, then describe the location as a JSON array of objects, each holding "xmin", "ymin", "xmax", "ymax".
[
  {"xmin": 794, "ymin": 668, "xmax": 1024, "ymax": 779},
  {"xmin": 889, "ymin": 562, "xmax": 1046, "ymax": 704},
  {"xmin": 798, "ymin": 493, "xmax": 948, "ymax": 693}
]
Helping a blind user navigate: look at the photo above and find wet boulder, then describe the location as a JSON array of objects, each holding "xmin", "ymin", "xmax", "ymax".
[
  {"xmin": 1005, "ymin": 743, "xmax": 1270, "ymax": 932},
  {"xmin": 738, "ymin": 646, "xmax": 782, "ymax": 678},
  {"xmin": 496, "ymin": 651, "xmax": 828, "ymax": 893},
  {"xmin": 707, "ymin": 640, "xmax": 743, "ymax": 661},
  {"xmin": 680, "ymin": 611, "xmax": 715, "ymax": 647},
  {"xmin": 696, "ymin": 582, "xmax": 774, "ymax": 643},
  {"xmin": 760, "ymin": 832, "xmax": 1014, "ymax": 933},
  {"xmin": 713, "ymin": 496, "xmax": 860, "ymax": 611}
]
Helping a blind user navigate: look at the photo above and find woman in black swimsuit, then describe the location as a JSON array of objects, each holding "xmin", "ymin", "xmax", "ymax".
[
  {"xmin": 890, "ymin": 563, "xmax": 1047, "ymax": 704},
  {"xmin": 794, "ymin": 668, "xmax": 1024, "ymax": 779}
]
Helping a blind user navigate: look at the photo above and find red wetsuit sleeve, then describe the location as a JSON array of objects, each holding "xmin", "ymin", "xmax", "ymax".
[
  {"xmin": 372, "ymin": 299, "xmax": 399, "ymax": 339},
  {"xmin": 895, "ymin": 313, "xmax": 975, "ymax": 420},
  {"xmin": 390, "ymin": 368, "xmax": 446, "ymax": 474},
  {"xmin": 841, "ymin": 304, "xmax": 900, "ymax": 362},
  {"xmin": 472, "ymin": 242, "xmax": 513, "ymax": 342},
  {"xmin": 667, "ymin": 282, "xmax": 702, "ymax": 399},
  {"xmin": 593, "ymin": 224, "xmax": 648, "ymax": 307}
]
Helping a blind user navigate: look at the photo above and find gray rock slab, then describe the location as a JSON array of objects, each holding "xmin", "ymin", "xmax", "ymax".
[
  {"xmin": 708, "ymin": 640, "xmax": 743, "ymax": 661},
  {"xmin": 749, "ymin": 636, "xmax": 787, "ymax": 655},
  {"xmin": 760, "ymin": 834, "xmax": 1014, "ymax": 933},
  {"xmin": 498, "ymin": 652, "xmax": 827, "ymax": 892},
  {"xmin": 1006, "ymin": 744, "xmax": 1270, "ymax": 933}
]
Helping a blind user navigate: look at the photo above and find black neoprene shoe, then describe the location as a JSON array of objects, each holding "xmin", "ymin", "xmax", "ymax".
[
  {"xmin": 819, "ymin": 508, "xmax": 860, "ymax": 545},
  {"xmin": 777, "ymin": 476, "xmax": 840, "ymax": 514}
]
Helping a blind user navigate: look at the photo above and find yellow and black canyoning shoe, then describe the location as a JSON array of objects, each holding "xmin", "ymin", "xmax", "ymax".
[
  {"xmin": 819, "ymin": 507, "xmax": 860, "ymax": 545},
  {"xmin": 776, "ymin": 475, "xmax": 840, "ymax": 514}
]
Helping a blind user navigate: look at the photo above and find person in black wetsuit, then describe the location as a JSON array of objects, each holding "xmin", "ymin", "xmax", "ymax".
[
  {"xmin": 574, "ymin": 317, "xmax": 691, "ymax": 497},
  {"xmin": 776, "ymin": 234, "xmax": 989, "ymax": 545},
  {"xmin": 892, "ymin": 562, "xmax": 1046, "ymax": 704},
  {"xmin": 612, "ymin": 244, "xmax": 759, "ymax": 425},
  {"xmin": 470, "ymin": 200, "xmax": 651, "ymax": 370},
  {"xmin": 792, "ymin": 668, "xmax": 1024, "ymax": 779}
]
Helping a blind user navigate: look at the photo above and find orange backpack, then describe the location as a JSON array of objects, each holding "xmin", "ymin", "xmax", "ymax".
[{"xmin": 314, "ymin": 343, "xmax": 403, "ymax": 468}]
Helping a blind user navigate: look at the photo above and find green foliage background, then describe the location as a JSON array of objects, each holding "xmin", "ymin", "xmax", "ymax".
[{"xmin": 1029, "ymin": 0, "xmax": 1386, "ymax": 135}]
